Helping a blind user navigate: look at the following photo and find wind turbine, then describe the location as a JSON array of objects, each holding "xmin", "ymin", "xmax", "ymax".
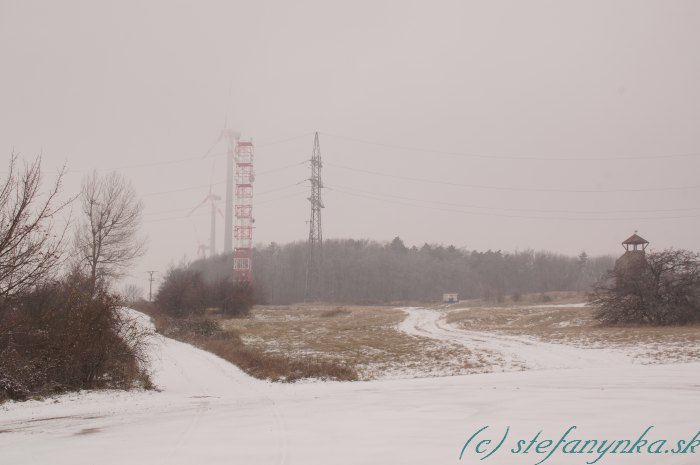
[
  {"xmin": 192, "ymin": 226, "xmax": 210, "ymax": 259},
  {"xmin": 189, "ymin": 187, "xmax": 224, "ymax": 256},
  {"xmin": 197, "ymin": 242, "xmax": 209, "ymax": 258},
  {"xmin": 201, "ymin": 126, "xmax": 240, "ymax": 255}
]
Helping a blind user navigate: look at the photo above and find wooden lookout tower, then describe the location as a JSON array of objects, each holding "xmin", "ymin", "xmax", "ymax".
[
  {"xmin": 622, "ymin": 232, "xmax": 649, "ymax": 253},
  {"xmin": 615, "ymin": 231, "xmax": 650, "ymax": 273}
]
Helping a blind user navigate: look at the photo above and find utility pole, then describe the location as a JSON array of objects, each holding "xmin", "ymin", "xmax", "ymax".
[
  {"xmin": 146, "ymin": 270, "xmax": 157, "ymax": 302},
  {"xmin": 305, "ymin": 132, "xmax": 324, "ymax": 300}
]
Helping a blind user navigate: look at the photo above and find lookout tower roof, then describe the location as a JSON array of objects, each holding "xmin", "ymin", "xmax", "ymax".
[
  {"xmin": 621, "ymin": 232, "xmax": 649, "ymax": 252},
  {"xmin": 622, "ymin": 233, "xmax": 649, "ymax": 246}
]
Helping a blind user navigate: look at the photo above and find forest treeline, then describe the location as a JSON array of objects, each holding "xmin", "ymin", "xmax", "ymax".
[{"xmin": 181, "ymin": 237, "xmax": 615, "ymax": 305}]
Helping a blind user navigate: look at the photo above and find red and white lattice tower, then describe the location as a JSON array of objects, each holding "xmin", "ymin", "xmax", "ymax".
[{"xmin": 233, "ymin": 140, "xmax": 255, "ymax": 282}]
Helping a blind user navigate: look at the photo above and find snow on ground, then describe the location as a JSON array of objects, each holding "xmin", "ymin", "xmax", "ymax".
[
  {"xmin": 398, "ymin": 307, "xmax": 631, "ymax": 371},
  {"xmin": 1, "ymin": 310, "xmax": 699, "ymax": 465}
]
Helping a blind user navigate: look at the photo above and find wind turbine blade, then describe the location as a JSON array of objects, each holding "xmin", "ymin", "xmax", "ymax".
[
  {"xmin": 188, "ymin": 198, "xmax": 208, "ymax": 216},
  {"xmin": 201, "ymin": 132, "xmax": 224, "ymax": 159},
  {"xmin": 217, "ymin": 207, "xmax": 225, "ymax": 218}
]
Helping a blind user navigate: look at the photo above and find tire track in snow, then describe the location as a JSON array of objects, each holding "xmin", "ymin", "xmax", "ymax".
[
  {"xmin": 130, "ymin": 310, "xmax": 291, "ymax": 465},
  {"xmin": 398, "ymin": 307, "xmax": 631, "ymax": 372},
  {"xmin": 194, "ymin": 348, "xmax": 291, "ymax": 465}
]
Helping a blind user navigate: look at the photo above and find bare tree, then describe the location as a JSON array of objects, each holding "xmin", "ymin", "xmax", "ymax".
[
  {"xmin": 120, "ymin": 283, "xmax": 144, "ymax": 305},
  {"xmin": 74, "ymin": 171, "xmax": 145, "ymax": 290},
  {"xmin": 0, "ymin": 154, "xmax": 68, "ymax": 300},
  {"xmin": 590, "ymin": 249, "xmax": 700, "ymax": 325}
]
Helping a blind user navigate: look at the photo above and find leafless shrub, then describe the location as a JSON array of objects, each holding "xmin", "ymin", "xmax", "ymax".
[
  {"xmin": 0, "ymin": 273, "xmax": 153, "ymax": 401},
  {"xmin": 155, "ymin": 268, "xmax": 208, "ymax": 317},
  {"xmin": 213, "ymin": 279, "xmax": 255, "ymax": 317},
  {"xmin": 155, "ymin": 266, "xmax": 253, "ymax": 318},
  {"xmin": 120, "ymin": 284, "xmax": 145, "ymax": 306}
]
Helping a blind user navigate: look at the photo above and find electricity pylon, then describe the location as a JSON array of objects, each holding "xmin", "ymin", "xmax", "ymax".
[{"xmin": 305, "ymin": 132, "xmax": 324, "ymax": 300}]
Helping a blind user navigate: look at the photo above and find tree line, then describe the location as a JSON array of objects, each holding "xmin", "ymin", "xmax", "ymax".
[{"xmin": 174, "ymin": 237, "xmax": 615, "ymax": 305}]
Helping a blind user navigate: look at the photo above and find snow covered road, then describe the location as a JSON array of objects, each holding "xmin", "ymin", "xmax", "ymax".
[
  {"xmin": 398, "ymin": 307, "xmax": 631, "ymax": 371},
  {"xmin": 1, "ymin": 311, "xmax": 699, "ymax": 465},
  {"xmin": 0, "ymin": 332, "xmax": 293, "ymax": 464}
]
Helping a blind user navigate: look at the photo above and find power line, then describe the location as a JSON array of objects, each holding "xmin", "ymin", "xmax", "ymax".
[
  {"xmin": 143, "ymin": 211, "xmax": 209, "ymax": 224},
  {"xmin": 325, "ymin": 161, "xmax": 700, "ymax": 193},
  {"xmin": 142, "ymin": 181, "xmax": 226, "ymax": 197},
  {"xmin": 256, "ymin": 133, "xmax": 314, "ymax": 147},
  {"xmin": 66, "ymin": 153, "xmax": 227, "ymax": 174},
  {"xmin": 143, "ymin": 184, "xmax": 302, "ymax": 219},
  {"xmin": 326, "ymin": 186, "xmax": 700, "ymax": 221},
  {"xmin": 255, "ymin": 190, "xmax": 308, "ymax": 206},
  {"xmin": 256, "ymin": 160, "xmax": 307, "ymax": 176},
  {"xmin": 139, "ymin": 163, "xmax": 303, "ymax": 198},
  {"xmin": 143, "ymin": 206, "xmax": 193, "ymax": 217},
  {"xmin": 321, "ymin": 132, "xmax": 700, "ymax": 162},
  {"xmin": 256, "ymin": 183, "xmax": 307, "ymax": 197},
  {"xmin": 63, "ymin": 134, "xmax": 310, "ymax": 175},
  {"xmin": 326, "ymin": 182, "xmax": 700, "ymax": 215}
]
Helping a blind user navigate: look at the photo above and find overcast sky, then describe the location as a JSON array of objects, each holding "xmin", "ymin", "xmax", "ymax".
[{"xmin": 1, "ymin": 1, "xmax": 699, "ymax": 292}]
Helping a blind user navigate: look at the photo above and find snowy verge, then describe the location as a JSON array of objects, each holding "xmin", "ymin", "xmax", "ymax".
[{"xmin": 1, "ymin": 310, "xmax": 699, "ymax": 465}]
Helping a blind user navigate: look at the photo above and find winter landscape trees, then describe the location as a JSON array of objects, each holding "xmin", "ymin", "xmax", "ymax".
[
  {"xmin": 591, "ymin": 249, "xmax": 700, "ymax": 325},
  {"xmin": 0, "ymin": 157, "xmax": 151, "ymax": 401},
  {"xmin": 0, "ymin": 155, "xmax": 67, "ymax": 300},
  {"xmin": 154, "ymin": 237, "xmax": 614, "ymax": 310},
  {"xmin": 251, "ymin": 238, "xmax": 613, "ymax": 304},
  {"xmin": 73, "ymin": 171, "xmax": 146, "ymax": 291},
  {"xmin": 155, "ymin": 258, "xmax": 254, "ymax": 318}
]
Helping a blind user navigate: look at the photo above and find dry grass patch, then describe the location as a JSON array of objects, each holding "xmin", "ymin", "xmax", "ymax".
[
  {"xmin": 152, "ymin": 315, "xmax": 357, "ymax": 382},
  {"xmin": 222, "ymin": 304, "xmax": 481, "ymax": 379},
  {"xmin": 448, "ymin": 303, "xmax": 700, "ymax": 364},
  {"xmin": 319, "ymin": 306, "xmax": 352, "ymax": 318}
]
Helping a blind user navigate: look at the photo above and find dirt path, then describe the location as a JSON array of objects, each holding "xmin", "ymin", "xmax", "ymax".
[{"xmin": 398, "ymin": 307, "xmax": 631, "ymax": 371}]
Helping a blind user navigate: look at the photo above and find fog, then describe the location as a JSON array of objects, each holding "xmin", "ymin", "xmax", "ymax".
[{"xmin": 1, "ymin": 0, "xmax": 699, "ymax": 292}]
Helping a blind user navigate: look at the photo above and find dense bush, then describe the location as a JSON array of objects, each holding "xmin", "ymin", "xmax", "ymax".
[
  {"xmin": 155, "ymin": 268, "xmax": 208, "ymax": 317},
  {"xmin": 590, "ymin": 249, "xmax": 700, "ymax": 325},
  {"xmin": 155, "ymin": 265, "xmax": 254, "ymax": 318},
  {"xmin": 0, "ymin": 273, "xmax": 152, "ymax": 401}
]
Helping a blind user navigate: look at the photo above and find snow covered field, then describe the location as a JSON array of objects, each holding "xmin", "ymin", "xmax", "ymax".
[{"xmin": 1, "ymin": 309, "xmax": 699, "ymax": 465}]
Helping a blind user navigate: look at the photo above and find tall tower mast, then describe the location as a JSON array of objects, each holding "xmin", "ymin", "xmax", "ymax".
[
  {"xmin": 305, "ymin": 132, "xmax": 324, "ymax": 300},
  {"xmin": 223, "ymin": 129, "xmax": 239, "ymax": 254},
  {"xmin": 233, "ymin": 139, "xmax": 255, "ymax": 282}
]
